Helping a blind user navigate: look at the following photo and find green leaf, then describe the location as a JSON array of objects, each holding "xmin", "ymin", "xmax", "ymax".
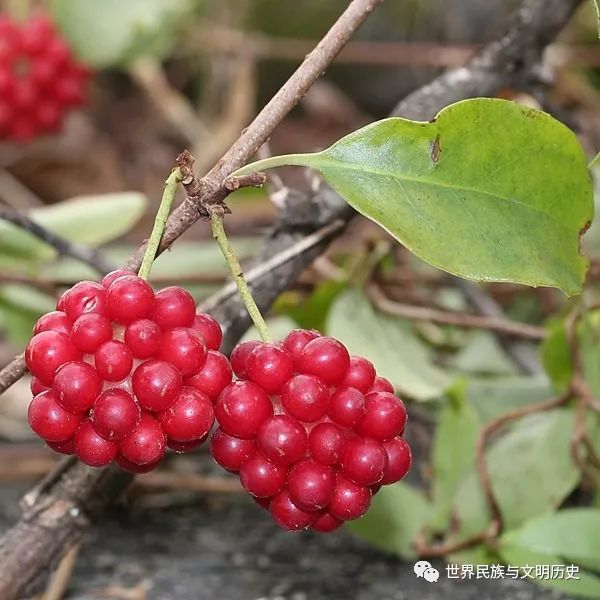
[
  {"xmin": 234, "ymin": 98, "xmax": 593, "ymax": 296},
  {"xmin": 593, "ymin": 0, "xmax": 600, "ymax": 38},
  {"xmin": 450, "ymin": 331, "xmax": 517, "ymax": 376},
  {"xmin": 452, "ymin": 409, "xmax": 580, "ymax": 539},
  {"xmin": 327, "ymin": 289, "xmax": 452, "ymax": 400},
  {"xmin": 541, "ymin": 318, "xmax": 573, "ymax": 392},
  {"xmin": 347, "ymin": 482, "xmax": 431, "ymax": 559},
  {"xmin": 51, "ymin": 0, "xmax": 193, "ymax": 67},
  {"xmin": 579, "ymin": 311, "xmax": 600, "ymax": 397},
  {"xmin": 241, "ymin": 316, "xmax": 299, "ymax": 344},
  {"xmin": 0, "ymin": 193, "xmax": 147, "ymax": 263}
]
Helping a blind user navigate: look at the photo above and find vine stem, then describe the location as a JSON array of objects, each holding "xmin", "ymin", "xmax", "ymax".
[
  {"xmin": 209, "ymin": 211, "xmax": 272, "ymax": 342},
  {"xmin": 138, "ymin": 167, "xmax": 183, "ymax": 280}
]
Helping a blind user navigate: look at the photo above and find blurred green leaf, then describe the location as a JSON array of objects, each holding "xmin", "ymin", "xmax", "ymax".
[
  {"xmin": 541, "ymin": 318, "xmax": 573, "ymax": 392},
  {"xmin": 241, "ymin": 316, "xmax": 299, "ymax": 343},
  {"xmin": 347, "ymin": 483, "xmax": 431, "ymax": 559},
  {"xmin": 52, "ymin": 0, "xmax": 193, "ymax": 67},
  {"xmin": 0, "ymin": 285, "xmax": 55, "ymax": 345},
  {"xmin": 579, "ymin": 311, "xmax": 600, "ymax": 397},
  {"xmin": 327, "ymin": 289, "xmax": 452, "ymax": 400},
  {"xmin": 450, "ymin": 331, "xmax": 517, "ymax": 376}
]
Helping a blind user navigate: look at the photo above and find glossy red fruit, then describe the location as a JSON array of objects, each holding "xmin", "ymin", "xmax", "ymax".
[
  {"xmin": 341, "ymin": 437, "xmax": 388, "ymax": 486},
  {"xmin": 158, "ymin": 387, "xmax": 214, "ymax": 442},
  {"xmin": 33, "ymin": 310, "xmax": 71, "ymax": 336},
  {"xmin": 30, "ymin": 376, "xmax": 48, "ymax": 396},
  {"xmin": 297, "ymin": 336, "xmax": 350, "ymax": 385},
  {"xmin": 132, "ymin": 360, "xmax": 182, "ymax": 412},
  {"xmin": 308, "ymin": 422, "xmax": 346, "ymax": 466},
  {"xmin": 91, "ymin": 388, "xmax": 139, "ymax": 441},
  {"xmin": 312, "ymin": 512, "xmax": 343, "ymax": 532},
  {"xmin": 116, "ymin": 454, "xmax": 161, "ymax": 474},
  {"xmin": 280, "ymin": 374, "xmax": 328, "ymax": 422},
  {"xmin": 107, "ymin": 276, "xmax": 155, "ymax": 325},
  {"xmin": 124, "ymin": 319, "xmax": 162, "ymax": 359},
  {"xmin": 270, "ymin": 490, "xmax": 317, "ymax": 530},
  {"xmin": 328, "ymin": 475, "xmax": 371, "ymax": 521},
  {"xmin": 25, "ymin": 330, "xmax": 80, "ymax": 385},
  {"xmin": 100, "ymin": 269, "xmax": 133, "ymax": 288},
  {"xmin": 46, "ymin": 438, "xmax": 75, "ymax": 455},
  {"xmin": 70, "ymin": 313, "xmax": 113, "ymax": 353},
  {"xmin": 239, "ymin": 451, "xmax": 287, "ymax": 498},
  {"xmin": 282, "ymin": 329, "xmax": 320, "ymax": 363},
  {"xmin": 287, "ymin": 459, "xmax": 336, "ymax": 512},
  {"xmin": 214, "ymin": 381, "xmax": 273, "ymax": 439},
  {"xmin": 167, "ymin": 437, "xmax": 205, "ymax": 453},
  {"xmin": 156, "ymin": 327, "xmax": 207, "ymax": 377},
  {"xmin": 257, "ymin": 415, "xmax": 307, "ymax": 466},
  {"xmin": 94, "ymin": 340, "xmax": 133, "ymax": 382},
  {"xmin": 357, "ymin": 392, "xmax": 407, "ymax": 440},
  {"xmin": 340, "ymin": 356, "xmax": 376, "ymax": 393},
  {"xmin": 246, "ymin": 343, "xmax": 294, "ymax": 394},
  {"xmin": 328, "ymin": 387, "xmax": 366, "ymax": 429},
  {"xmin": 381, "ymin": 437, "xmax": 412, "ymax": 484},
  {"xmin": 151, "ymin": 286, "xmax": 196, "ymax": 330},
  {"xmin": 192, "ymin": 313, "xmax": 222, "ymax": 350},
  {"xmin": 60, "ymin": 281, "xmax": 108, "ymax": 321},
  {"xmin": 74, "ymin": 420, "xmax": 118, "ymax": 467},
  {"xmin": 52, "ymin": 360, "xmax": 101, "ymax": 412},
  {"xmin": 119, "ymin": 413, "xmax": 166, "ymax": 465},
  {"xmin": 229, "ymin": 340, "xmax": 261, "ymax": 379},
  {"xmin": 210, "ymin": 428, "xmax": 255, "ymax": 472},
  {"xmin": 28, "ymin": 390, "xmax": 82, "ymax": 441},
  {"xmin": 368, "ymin": 376, "xmax": 394, "ymax": 394},
  {"xmin": 185, "ymin": 350, "xmax": 232, "ymax": 401}
]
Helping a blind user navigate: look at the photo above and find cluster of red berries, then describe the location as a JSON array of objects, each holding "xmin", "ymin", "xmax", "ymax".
[
  {"xmin": 26, "ymin": 269, "xmax": 231, "ymax": 472},
  {"xmin": 0, "ymin": 14, "xmax": 89, "ymax": 141},
  {"xmin": 211, "ymin": 330, "xmax": 412, "ymax": 532}
]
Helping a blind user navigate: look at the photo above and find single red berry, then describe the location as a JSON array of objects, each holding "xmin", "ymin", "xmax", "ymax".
[
  {"xmin": 74, "ymin": 420, "xmax": 118, "ymax": 467},
  {"xmin": 281, "ymin": 374, "xmax": 328, "ymax": 422},
  {"xmin": 116, "ymin": 454, "xmax": 161, "ymax": 474},
  {"xmin": 329, "ymin": 387, "xmax": 366, "ymax": 429},
  {"xmin": 167, "ymin": 437, "xmax": 205, "ymax": 453},
  {"xmin": 308, "ymin": 422, "xmax": 346, "ymax": 466},
  {"xmin": 107, "ymin": 276, "xmax": 154, "ymax": 325},
  {"xmin": 381, "ymin": 437, "xmax": 412, "ymax": 484},
  {"xmin": 95, "ymin": 340, "xmax": 133, "ymax": 382},
  {"xmin": 46, "ymin": 438, "xmax": 75, "ymax": 455},
  {"xmin": 328, "ymin": 475, "xmax": 371, "ymax": 521},
  {"xmin": 357, "ymin": 392, "xmax": 407, "ymax": 440},
  {"xmin": 70, "ymin": 313, "xmax": 113, "ymax": 353},
  {"xmin": 119, "ymin": 413, "xmax": 166, "ymax": 465},
  {"xmin": 30, "ymin": 376, "xmax": 48, "ymax": 396},
  {"xmin": 52, "ymin": 360, "xmax": 101, "ymax": 412},
  {"xmin": 124, "ymin": 319, "xmax": 162, "ymax": 359},
  {"xmin": 101, "ymin": 269, "xmax": 133, "ymax": 288},
  {"xmin": 297, "ymin": 337, "xmax": 350, "ymax": 385},
  {"xmin": 312, "ymin": 512, "xmax": 343, "ymax": 532},
  {"xmin": 156, "ymin": 327, "xmax": 207, "ymax": 377},
  {"xmin": 282, "ymin": 329, "xmax": 320, "ymax": 363},
  {"xmin": 28, "ymin": 390, "xmax": 82, "ymax": 441},
  {"xmin": 132, "ymin": 360, "xmax": 182, "ymax": 412},
  {"xmin": 246, "ymin": 343, "xmax": 294, "ymax": 394},
  {"xmin": 20, "ymin": 16, "xmax": 54, "ymax": 55},
  {"xmin": 287, "ymin": 459, "xmax": 336, "ymax": 512},
  {"xmin": 192, "ymin": 313, "xmax": 222, "ymax": 351},
  {"xmin": 151, "ymin": 286, "xmax": 196, "ymax": 330},
  {"xmin": 25, "ymin": 330, "xmax": 80, "ymax": 385},
  {"xmin": 210, "ymin": 428, "xmax": 255, "ymax": 472},
  {"xmin": 91, "ymin": 388, "xmax": 140, "ymax": 441},
  {"xmin": 230, "ymin": 340, "xmax": 261, "ymax": 379},
  {"xmin": 257, "ymin": 415, "xmax": 307, "ymax": 466},
  {"xmin": 340, "ymin": 356, "xmax": 376, "ymax": 393},
  {"xmin": 270, "ymin": 490, "xmax": 317, "ymax": 530},
  {"xmin": 59, "ymin": 281, "xmax": 108, "ymax": 321},
  {"xmin": 368, "ymin": 376, "xmax": 394, "ymax": 394},
  {"xmin": 341, "ymin": 437, "xmax": 387, "ymax": 486},
  {"xmin": 239, "ymin": 451, "xmax": 287, "ymax": 498},
  {"xmin": 185, "ymin": 350, "xmax": 232, "ymax": 401},
  {"xmin": 214, "ymin": 381, "xmax": 273, "ymax": 439},
  {"xmin": 158, "ymin": 387, "xmax": 214, "ymax": 442},
  {"xmin": 33, "ymin": 310, "xmax": 71, "ymax": 336}
]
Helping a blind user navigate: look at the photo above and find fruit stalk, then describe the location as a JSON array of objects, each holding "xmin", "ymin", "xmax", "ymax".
[
  {"xmin": 138, "ymin": 167, "xmax": 183, "ymax": 281},
  {"xmin": 209, "ymin": 211, "xmax": 272, "ymax": 342}
]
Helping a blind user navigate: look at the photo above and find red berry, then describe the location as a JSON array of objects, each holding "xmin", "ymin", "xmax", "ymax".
[
  {"xmin": 270, "ymin": 490, "xmax": 317, "ymax": 530},
  {"xmin": 60, "ymin": 281, "xmax": 108, "ymax": 321},
  {"xmin": 210, "ymin": 428, "xmax": 255, "ymax": 472},
  {"xmin": 156, "ymin": 327, "xmax": 207, "ymax": 377},
  {"xmin": 381, "ymin": 437, "xmax": 412, "ymax": 484},
  {"xmin": 230, "ymin": 340, "xmax": 260, "ymax": 379},
  {"xmin": 287, "ymin": 459, "xmax": 335, "ymax": 512},
  {"xmin": 132, "ymin": 360, "xmax": 182, "ymax": 412},
  {"xmin": 30, "ymin": 376, "xmax": 47, "ymax": 396},
  {"xmin": 124, "ymin": 319, "xmax": 162, "ymax": 359},
  {"xmin": 52, "ymin": 360, "xmax": 101, "ymax": 412},
  {"xmin": 151, "ymin": 286, "xmax": 196, "ymax": 330},
  {"xmin": 167, "ymin": 437, "xmax": 205, "ymax": 453},
  {"xmin": 70, "ymin": 313, "xmax": 113, "ymax": 353},
  {"xmin": 297, "ymin": 337, "xmax": 350, "ymax": 385},
  {"xmin": 308, "ymin": 422, "xmax": 346, "ymax": 466},
  {"xmin": 33, "ymin": 310, "xmax": 71, "ymax": 335},
  {"xmin": 282, "ymin": 329, "xmax": 320, "ymax": 363},
  {"xmin": 281, "ymin": 374, "xmax": 328, "ymax": 422},
  {"xmin": 214, "ymin": 381, "xmax": 272, "ymax": 439},
  {"xmin": 368, "ymin": 376, "xmax": 394, "ymax": 394},
  {"xmin": 192, "ymin": 313, "xmax": 222, "ymax": 350},
  {"xmin": 107, "ymin": 276, "xmax": 154, "ymax": 325},
  {"xmin": 119, "ymin": 413, "xmax": 166, "ymax": 465},
  {"xmin": 239, "ymin": 451, "xmax": 286, "ymax": 498},
  {"xmin": 329, "ymin": 387, "xmax": 366, "ymax": 428},
  {"xmin": 158, "ymin": 387, "xmax": 214, "ymax": 442},
  {"xmin": 101, "ymin": 269, "xmax": 133, "ymax": 288},
  {"xmin": 357, "ymin": 392, "xmax": 407, "ymax": 440},
  {"xmin": 94, "ymin": 340, "xmax": 133, "ymax": 382},
  {"xmin": 185, "ymin": 350, "xmax": 232, "ymax": 401},
  {"xmin": 91, "ymin": 388, "xmax": 139, "ymax": 441},
  {"xmin": 246, "ymin": 343, "xmax": 294, "ymax": 394},
  {"xmin": 257, "ymin": 415, "xmax": 307, "ymax": 466},
  {"xmin": 74, "ymin": 420, "xmax": 118, "ymax": 467},
  {"xmin": 341, "ymin": 437, "xmax": 387, "ymax": 486},
  {"xmin": 340, "ymin": 356, "xmax": 376, "ymax": 393},
  {"xmin": 46, "ymin": 438, "xmax": 75, "ymax": 455},
  {"xmin": 116, "ymin": 454, "xmax": 161, "ymax": 473},
  {"xmin": 312, "ymin": 512, "xmax": 343, "ymax": 532},
  {"xmin": 328, "ymin": 475, "xmax": 371, "ymax": 521},
  {"xmin": 25, "ymin": 331, "xmax": 80, "ymax": 385},
  {"xmin": 28, "ymin": 390, "xmax": 82, "ymax": 441}
]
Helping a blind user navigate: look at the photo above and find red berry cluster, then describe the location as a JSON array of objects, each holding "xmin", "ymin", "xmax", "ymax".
[
  {"xmin": 26, "ymin": 270, "xmax": 232, "ymax": 472},
  {"xmin": 0, "ymin": 14, "xmax": 89, "ymax": 141},
  {"xmin": 211, "ymin": 329, "xmax": 412, "ymax": 531}
]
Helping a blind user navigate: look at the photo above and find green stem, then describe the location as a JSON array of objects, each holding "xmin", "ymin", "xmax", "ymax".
[
  {"xmin": 231, "ymin": 153, "xmax": 317, "ymax": 178},
  {"xmin": 138, "ymin": 167, "xmax": 183, "ymax": 281},
  {"xmin": 210, "ymin": 212, "xmax": 272, "ymax": 342}
]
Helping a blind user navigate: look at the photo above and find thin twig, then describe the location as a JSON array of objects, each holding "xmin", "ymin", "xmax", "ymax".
[{"xmin": 41, "ymin": 542, "xmax": 80, "ymax": 600}]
